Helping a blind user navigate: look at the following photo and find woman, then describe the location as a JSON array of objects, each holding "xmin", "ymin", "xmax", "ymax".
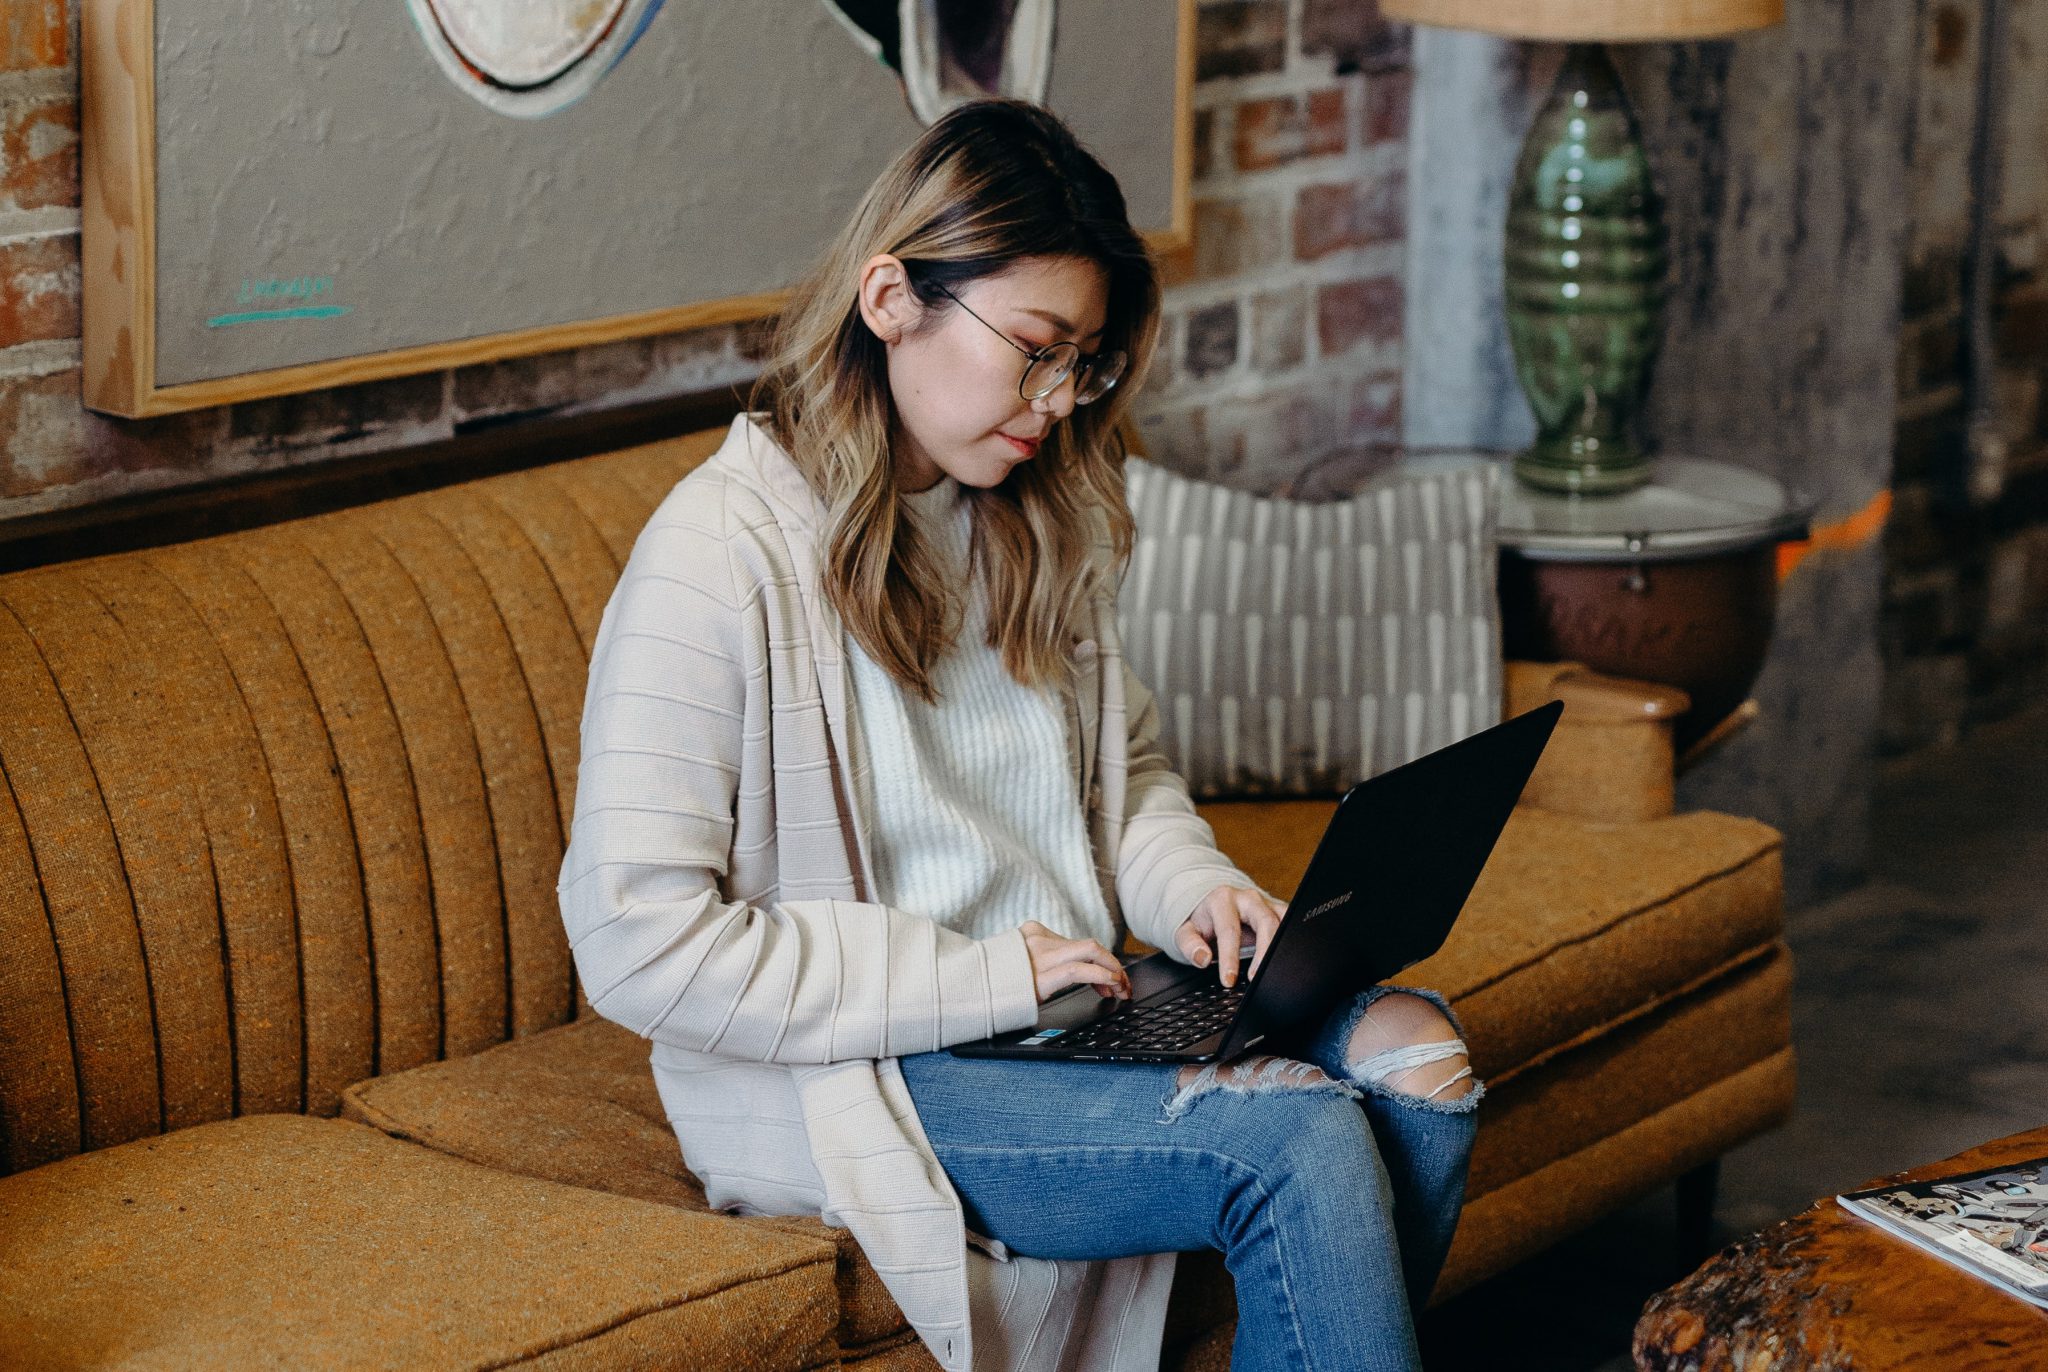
[{"xmin": 558, "ymin": 99, "xmax": 1482, "ymax": 1372}]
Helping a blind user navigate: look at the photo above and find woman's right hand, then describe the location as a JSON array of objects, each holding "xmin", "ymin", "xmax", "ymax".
[{"xmin": 1019, "ymin": 920, "xmax": 1132, "ymax": 1003}]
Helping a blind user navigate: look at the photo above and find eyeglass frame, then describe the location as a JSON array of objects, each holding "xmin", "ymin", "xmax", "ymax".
[{"xmin": 928, "ymin": 280, "xmax": 1126, "ymax": 406}]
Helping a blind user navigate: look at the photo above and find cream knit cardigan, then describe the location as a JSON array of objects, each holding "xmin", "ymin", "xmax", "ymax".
[{"xmin": 558, "ymin": 415, "xmax": 1257, "ymax": 1372}]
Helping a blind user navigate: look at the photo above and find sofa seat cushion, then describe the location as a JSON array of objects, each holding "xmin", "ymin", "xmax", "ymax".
[
  {"xmin": 340, "ymin": 1014, "xmax": 910, "ymax": 1351},
  {"xmin": 0, "ymin": 1113, "xmax": 838, "ymax": 1371},
  {"xmin": 1196, "ymin": 800, "xmax": 1784, "ymax": 1079}
]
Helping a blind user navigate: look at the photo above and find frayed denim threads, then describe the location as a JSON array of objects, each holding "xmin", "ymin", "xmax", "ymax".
[
  {"xmin": 1155, "ymin": 1054, "xmax": 1364, "ymax": 1125},
  {"xmin": 1314, "ymin": 983, "xmax": 1486, "ymax": 1115}
]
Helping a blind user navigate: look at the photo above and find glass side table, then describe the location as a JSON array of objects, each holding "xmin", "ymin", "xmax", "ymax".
[{"xmin": 1489, "ymin": 454, "xmax": 1815, "ymax": 757}]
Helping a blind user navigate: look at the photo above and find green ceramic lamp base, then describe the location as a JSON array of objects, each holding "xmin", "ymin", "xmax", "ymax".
[
  {"xmin": 1514, "ymin": 435, "xmax": 1652, "ymax": 494},
  {"xmin": 1505, "ymin": 44, "xmax": 1666, "ymax": 497}
]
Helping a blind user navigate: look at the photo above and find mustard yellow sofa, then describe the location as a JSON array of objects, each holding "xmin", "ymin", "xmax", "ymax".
[{"xmin": 0, "ymin": 425, "xmax": 1794, "ymax": 1369}]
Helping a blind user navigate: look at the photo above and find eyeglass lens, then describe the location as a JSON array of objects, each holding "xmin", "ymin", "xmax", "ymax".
[{"xmin": 1022, "ymin": 346, "xmax": 1126, "ymax": 404}]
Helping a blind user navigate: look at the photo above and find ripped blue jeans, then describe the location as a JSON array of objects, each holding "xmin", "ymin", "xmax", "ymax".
[{"xmin": 898, "ymin": 983, "xmax": 1481, "ymax": 1372}]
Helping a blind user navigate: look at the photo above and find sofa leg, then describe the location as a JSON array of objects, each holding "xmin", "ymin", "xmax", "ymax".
[{"xmin": 1675, "ymin": 1158, "xmax": 1721, "ymax": 1270}]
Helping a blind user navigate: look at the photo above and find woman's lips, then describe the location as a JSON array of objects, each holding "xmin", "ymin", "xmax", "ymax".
[{"xmin": 1000, "ymin": 434, "xmax": 1040, "ymax": 458}]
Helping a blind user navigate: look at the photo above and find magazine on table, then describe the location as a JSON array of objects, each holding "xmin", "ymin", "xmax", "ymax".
[{"xmin": 1837, "ymin": 1157, "xmax": 2048, "ymax": 1309}]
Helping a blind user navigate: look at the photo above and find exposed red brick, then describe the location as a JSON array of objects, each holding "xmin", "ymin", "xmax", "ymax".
[
  {"xmin": 0, "ymin": 368, "xmax": 88, "ymax": 500},
  {"xmin": 1, "ymin": 0, "xmax": 68, "ymax": 73},
  {"xmin": 450, "ymin": 350, "xmax": 580, "ymax": 420},
  {"xmin": 1305, "ymin": 89, "xmax": 1348, "ymax": 155},
  {"xmin": 1163, "ymin": 195, "xmax": 1285, "ymax": 288},
  {"xmin": 222, "ymin": 370, "xmax": 444, "ymax": 453},
  {"xmin": 1207, "ymin": 386, "xmax": 1344, "ymax": 486},
  {"xmin": 1294, "ymin": 170, "xmax": 1403, "ymax": 260},
  {"xmin": 1350, "ymin": 370, "xmax": 1403, "ymax": 441},
  {"xmin": 1192, "ymin": 108, "xmax": 1215, "ymax": 181},
  {"xmin": 1145, "ymin": 310, "xmax": 1178, "ymax": 385},
  {"xmin": 1295, "ymin": 183, "xmax": 1361, "ymax": 260},
  {"xmin": 1183, "ymin": 300, "xmax": 1240, "ymax": 380},
  {"xmin": 82, "ymin": 399, "xmax": 230, "ymax": 476},
  {"xmin": 1234, "ymin": 89, "xmax": 1347, "ymax": 172},
  {"xmin": 1, "ymin": 95, "xmax": 80, "ymax": 213},
  {"xmin": 1135, "ymin": 406, "xmax": 1209, "ymax": 474},
  {"xmin": 571, "ymin": 335, "xmax": 661, "ymax": 394},
  {"xmin": 1197, "ymin": 2, "xmax": 1286, "ymax": 81},
  {"xmin": 1317, "ymin": 276, "xmax": 1402, "ymax": 356},
  {"xmin": 734, "ymin": 315, "xmax": 777, "ymax": 363},
  {"xmin": 1250, "ymin": 287, "xmax": 1308, "ymax": 372},
  {"xmin": 1235, "ymin": 97, "xmax": 1297, "ymax": 172},
  {"xmin": 0, "ymin": 232, "xmax": 81, "ymax": 347},
  {"xmin": 1363, "ymin": 70, "xmax": 1413, "ymax": 147},
  {"xmin": 1157, "ymin": 242, "xmax": 1195, "ymax": 291},
  {"xmin": 1359, "ymin": 167, "xmax": 1406, "ymax": 242},
  {"xmin": 1300, "ymin": 0, "xmax": 1408, "ymax": 75},
  {"xmin": 1287, "ymin": 443, "xmax": 1405, "ymax": 499}
]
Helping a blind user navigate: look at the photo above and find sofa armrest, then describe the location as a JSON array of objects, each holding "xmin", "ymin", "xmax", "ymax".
[{"xmin": 1506, "ymin": 661, "xmax": 1690, "ymax": 823}]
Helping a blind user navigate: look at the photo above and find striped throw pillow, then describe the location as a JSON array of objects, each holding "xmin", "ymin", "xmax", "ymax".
[{"xmin": 1118, "ymin": 456, "xmax": 1502, "ymax": 798}]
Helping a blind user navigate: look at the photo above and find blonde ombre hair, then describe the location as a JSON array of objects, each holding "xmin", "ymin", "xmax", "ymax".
[{"xmin": 749, "ymin": 99, "xmax": 1159, "ymax": 703}]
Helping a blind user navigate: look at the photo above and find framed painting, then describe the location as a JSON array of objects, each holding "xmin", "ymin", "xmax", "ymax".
[{"xmin": 82, "ymin": 0, "xmax": 1195, "ymax": 417}]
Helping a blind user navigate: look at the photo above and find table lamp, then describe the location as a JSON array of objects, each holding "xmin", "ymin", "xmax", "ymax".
[{"xmin": 1381, "ymin": 0, "xmax": 1785, "ymax": 494}]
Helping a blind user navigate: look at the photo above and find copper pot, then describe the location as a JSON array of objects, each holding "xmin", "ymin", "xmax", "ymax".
[
  {"xmin": 1500, "ymin": 547, "xmax": 1780, "ymax": 756},
  {"xmin": 1492, "ymin": 455, "xmax": 1812, "ymax": 757}
]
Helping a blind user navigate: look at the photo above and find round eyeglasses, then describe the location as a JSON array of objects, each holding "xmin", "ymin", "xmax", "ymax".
[{"xmin": 931, "ymin": 282, "xmax": 1127, "ymax": 406}]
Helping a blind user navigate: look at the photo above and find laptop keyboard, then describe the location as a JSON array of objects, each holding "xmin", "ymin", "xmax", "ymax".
[{"xmin": 1051, "ymin": 981, "xmax": 1248, "ymax": 1053}]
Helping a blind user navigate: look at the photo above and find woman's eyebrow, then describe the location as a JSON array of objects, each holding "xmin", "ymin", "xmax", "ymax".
[{"xmin": 1019, "ymin": 307, "xmax": 1105, "ymax": 343}]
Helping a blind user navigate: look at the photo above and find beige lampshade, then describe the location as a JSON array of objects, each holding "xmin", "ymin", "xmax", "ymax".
[{"xmin": 1379, "ymin": 0, "xmax": 1783, "ymax": 42}]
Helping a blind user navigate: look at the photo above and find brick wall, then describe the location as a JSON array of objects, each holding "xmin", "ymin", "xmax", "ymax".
[
  {"xmin": 1139, "ymin": 0, "xmax": 1410, "ymax": 492},
  {"xmin": 1883, "ymin": 0, "xmax": 2048, "ymax": 753},
  {"xmin": 0, "ymin": 0, "xmax": 1413, "ymax": 526}
]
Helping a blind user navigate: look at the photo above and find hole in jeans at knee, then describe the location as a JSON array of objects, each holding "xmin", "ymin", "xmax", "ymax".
[
  {"xmin": 1156, "ymin": 1055, "xmax": 1363, "ymax": 1125},
  {"xmin": 1344, "ymin": 992, "xmax": 1483, "ymax": 1113}
]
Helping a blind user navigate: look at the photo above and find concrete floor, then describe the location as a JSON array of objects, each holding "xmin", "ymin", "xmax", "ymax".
[{"xmin": 1415, "ymin": 697, "xmax": 2048, "ymax": 1371}]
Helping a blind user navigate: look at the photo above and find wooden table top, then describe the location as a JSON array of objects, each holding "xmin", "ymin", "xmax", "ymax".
[{"xmin": 1634, "ymin": 1126, "xmax": 2048, "ymax": 1371}]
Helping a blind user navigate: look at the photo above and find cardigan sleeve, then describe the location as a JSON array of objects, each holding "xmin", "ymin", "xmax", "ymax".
[
  {"xmin": 1110, "ymin": 636, "xmax": 1267, "ymax": 961},
  {"xmin": 556, "ymin": 477, "xmax": 1042, "ymax": 1063}
]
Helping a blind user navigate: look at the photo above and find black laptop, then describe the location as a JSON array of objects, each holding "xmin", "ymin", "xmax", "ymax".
[{"xmin": 950, "ymin": 700, "xmax": 1564, "ymax": 1064}]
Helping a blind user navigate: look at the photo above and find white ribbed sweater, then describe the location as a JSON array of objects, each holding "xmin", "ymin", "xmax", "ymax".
[
  {"xmin": 845, "ymin": 474, "xmax": 1118, "ymax": 952},
  {"xmin": 557, "ymin": 415, "xmax": 1258, "ymax": 1372}
]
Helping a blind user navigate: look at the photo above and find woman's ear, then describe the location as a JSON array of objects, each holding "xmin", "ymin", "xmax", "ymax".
[{"xmin": 856, "ymin": 253, "xmax": 921, "ymax": 346}]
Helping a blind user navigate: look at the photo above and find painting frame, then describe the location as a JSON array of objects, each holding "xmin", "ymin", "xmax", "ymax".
[{"xmin": 81, "ymin": 0, "xmax": 1196, "ymax": 419}]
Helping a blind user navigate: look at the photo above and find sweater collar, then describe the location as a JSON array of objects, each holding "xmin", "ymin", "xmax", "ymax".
[{"xmin": 703, "ymin": 413, "xmax": 1101, "ymax": 893}]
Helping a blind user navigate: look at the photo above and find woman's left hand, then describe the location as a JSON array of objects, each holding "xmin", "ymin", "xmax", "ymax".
[{"xmin": 1173, "ymin": 885, "xmax": 1287, "ymax": 988}]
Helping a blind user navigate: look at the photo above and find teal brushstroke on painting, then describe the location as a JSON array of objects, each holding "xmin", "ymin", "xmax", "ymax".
[{"xmin": 205, "ymin": 305, "xmax": 354, "ymax": 327}]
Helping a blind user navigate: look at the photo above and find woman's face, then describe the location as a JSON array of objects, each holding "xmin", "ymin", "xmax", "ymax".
[{"xmin": 859, "ymin": 253, "xmax": 1111, "ymax": 492}]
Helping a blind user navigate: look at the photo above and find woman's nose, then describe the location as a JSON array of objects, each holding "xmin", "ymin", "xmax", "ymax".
[{"xmin": 1034, "ymin": 373, "xmax": 1079, "ymax": 420}]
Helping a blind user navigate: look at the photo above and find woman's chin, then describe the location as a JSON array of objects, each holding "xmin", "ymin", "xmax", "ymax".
[{"xmin": 954, "ymin": 452, "xmax": 1025, "ymax": 487}]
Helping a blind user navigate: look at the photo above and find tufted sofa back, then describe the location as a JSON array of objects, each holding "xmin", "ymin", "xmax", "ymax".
[{"xmin": 0, "ymin": 428, "xmax": 726, "ymax": 1175}]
